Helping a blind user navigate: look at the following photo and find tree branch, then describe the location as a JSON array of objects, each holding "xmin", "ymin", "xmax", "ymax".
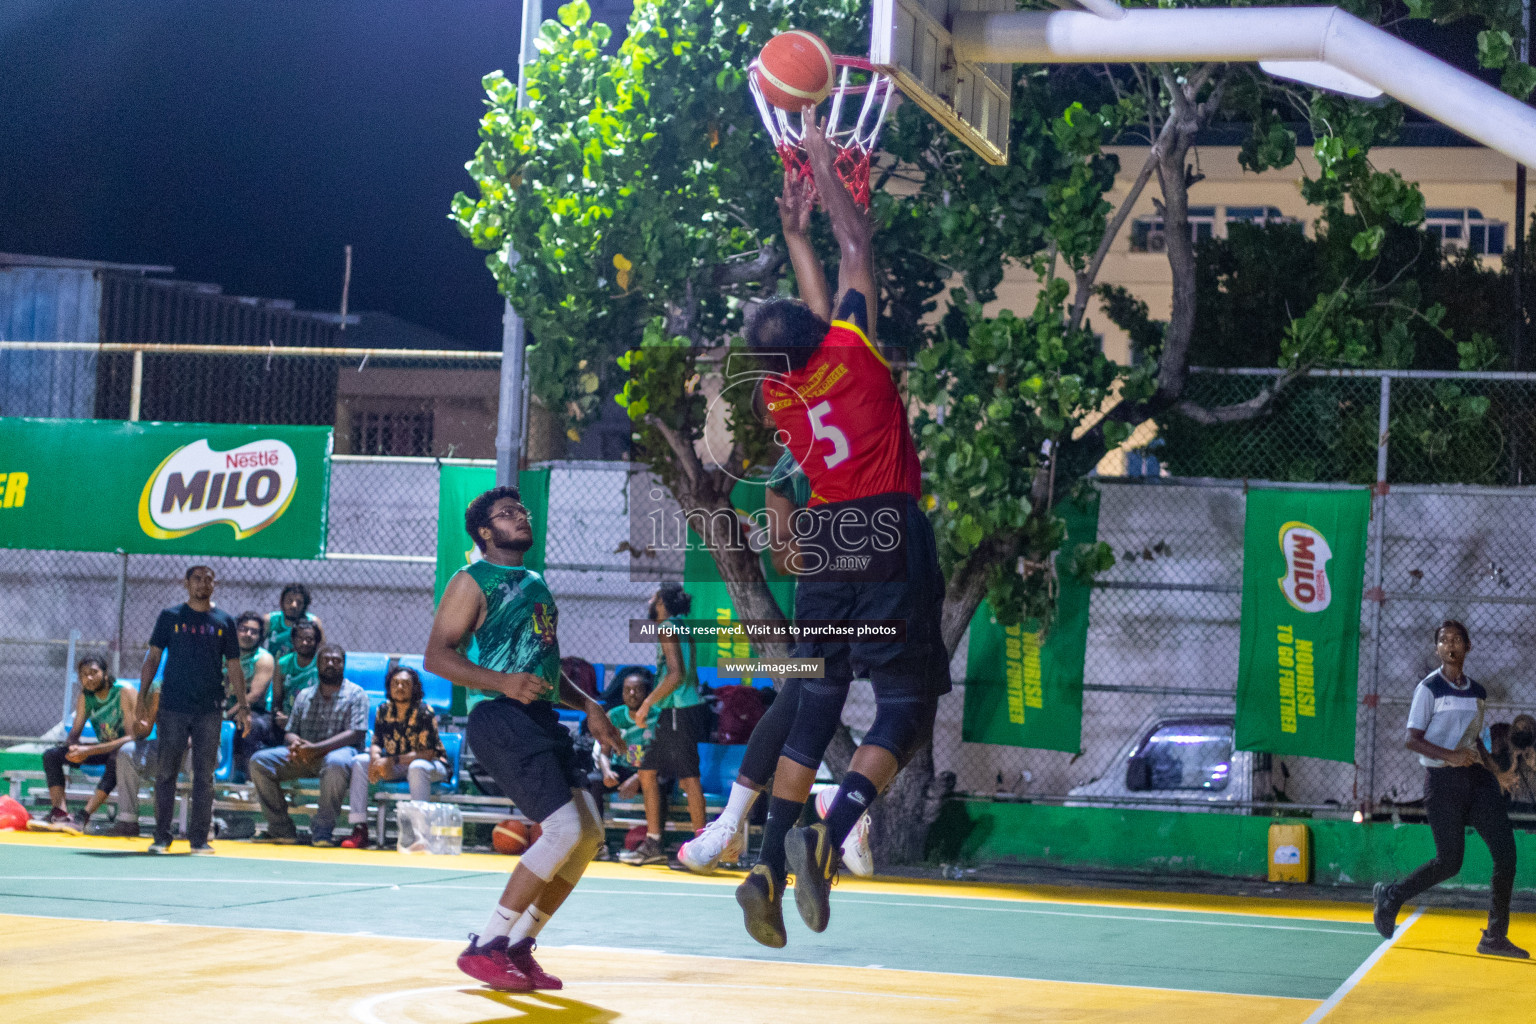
[
  {"xmin": 1172, "ymin": 367, "xmax": 1307, "ymax": 425},
  {"xmin": 710, "ymin": 245, "xmax": 784, "ymax": 287},
  {"xmin": 645, "ymin": 413, "xmax": 707, "ymax": 493}
]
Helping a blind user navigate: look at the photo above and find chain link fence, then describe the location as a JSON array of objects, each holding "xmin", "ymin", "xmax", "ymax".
[{"xmin": 5, "ymin": 357, "xmax": 1535, "ymax": 816}]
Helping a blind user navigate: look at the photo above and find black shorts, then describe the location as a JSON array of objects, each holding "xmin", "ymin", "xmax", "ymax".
[
  {"xmin": 793, "ymin": 492, "xmax": 950, "ymax": 695},
  {"xmin": 466, "ymin": 697, "xmax": 583, "ymax": 823},
  {"xmin": 640, "ymin": 704, "xmax": 705, "ymax": 779}
]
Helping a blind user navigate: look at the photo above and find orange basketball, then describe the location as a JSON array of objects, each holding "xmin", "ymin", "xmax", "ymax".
[
  {"xmin": 754, "ymin": 30, "xmax": 836, "ymax": 111},
  {"xmin": 492, "ymin": 819, "xmax": 541, "ymax": 855}
]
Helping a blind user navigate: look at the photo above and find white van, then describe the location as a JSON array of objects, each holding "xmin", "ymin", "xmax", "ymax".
[{"xmin": 1066, "ymin": 709, "xmax": 1269, "ymax": 812}]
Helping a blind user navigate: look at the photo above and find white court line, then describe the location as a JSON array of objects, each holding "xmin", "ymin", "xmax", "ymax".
[
  {"xmin": 1300, "ymin": 906, "xmax": 1425, "ymax": 1024},
  {"xmin": 2, "ymin": 877, "xmax": 1379, "ymax": 934},
  {"xmin": 0, "ymin": 910, "xmax": 1321, "ymax": 1002}
]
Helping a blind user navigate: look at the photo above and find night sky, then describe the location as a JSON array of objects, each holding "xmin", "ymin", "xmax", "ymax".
[{"xmin": 0, "ymin": 2, "xmax": 1488, "ymax": 350}]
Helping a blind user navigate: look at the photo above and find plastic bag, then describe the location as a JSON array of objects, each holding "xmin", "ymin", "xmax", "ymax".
[{"xmin": 396, "ymin": 800, "xmax": 463, "ymax": 855}]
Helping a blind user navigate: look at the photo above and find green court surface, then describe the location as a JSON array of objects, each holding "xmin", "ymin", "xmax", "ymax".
[{"xmin": 0, "ymin": 840, "xmax": 1382, "ymax": 1000}]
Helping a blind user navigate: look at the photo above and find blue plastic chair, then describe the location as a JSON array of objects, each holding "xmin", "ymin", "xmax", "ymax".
[
  {"xmin": 344, "ymin": 652, "xmax": 393, "ymax": 700},
  {"xmin": 213, "ymin": 721, "xmax": 235, "ymax": 782},
  {"xmin": 392, "ymin": 654, "xmax": 456, "ymax": 713},
  {"xmin": 697, "ymin": 743, "xmax": 747, "ymax": 800}
]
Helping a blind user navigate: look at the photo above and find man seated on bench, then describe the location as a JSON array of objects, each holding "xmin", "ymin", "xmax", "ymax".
[
  {"xmin": 588, "ymin": 670, "xmax": 652, "ymax": 841},
  {"xmin": 341, "ymin": 664, "xmax": 450, "ymax": 849},
  {"xmin": 31, "ymin": 656, "xmax": 140, "ymax": 836},
  {"xmin": 249, "ymin": 643, "xmax": 368, "ymax": 846}
]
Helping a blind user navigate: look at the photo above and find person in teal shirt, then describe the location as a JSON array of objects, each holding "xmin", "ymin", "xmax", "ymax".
[
  {"xmin": 589, "ymin": 670, "xmax": 654, "ymax": 826},
  {"xmin": 619, "ymin": 584, "xmax": 707, "ymax": 867},
  {"xmin": 227, "ymin": 611, "xmax": 276, "ymax": 777},
  {"xmin": 425, "ymin": 485, "xmax": 623, "ymax": 992},
  {"xmin": 266, "ymin": 583, "xmax": 322, "ymax": 661},
  {"xmin": 271, "ymin": 620, "xmax": 322, "ymax": 731},
  {"xmin": 34, "ymin": 656, "xmax": 141, "ymax": 835}
]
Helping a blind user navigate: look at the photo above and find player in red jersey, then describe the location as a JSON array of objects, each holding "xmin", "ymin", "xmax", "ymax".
[{"xmin": 733, "ymin": 110, "xmax": 950, "ymax": 947}]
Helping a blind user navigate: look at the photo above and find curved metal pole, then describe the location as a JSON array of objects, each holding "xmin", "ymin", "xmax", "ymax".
[{"xmin": 953, "ymin": 7, "xmax": 1536, "ymax": 168}]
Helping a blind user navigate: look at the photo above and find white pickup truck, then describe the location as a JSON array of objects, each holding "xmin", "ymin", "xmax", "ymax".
[{"xmin": 1066, "ymin": 709, "xmax": 1273, "ymax": 812}]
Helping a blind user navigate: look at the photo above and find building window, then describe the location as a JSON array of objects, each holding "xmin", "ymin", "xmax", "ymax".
[
  {"xmin": 351, "ymin": 408, "xmax": 433, "ymax": 457},
  {"xmin": 1425, "ymin": 208, "xmax": 1507, "ymax": 256},
  {"xmin": 1225, "ymin": 206, "xmax": 1299, "ymax": 229},
  {"xmin": 1129, "ymin": 207, "xmax": 1216, "ymax": 253}
]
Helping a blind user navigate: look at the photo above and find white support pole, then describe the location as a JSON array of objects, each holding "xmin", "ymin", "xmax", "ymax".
[{"xmin": 952, "ymin": 7, "xmax": 1536, "ymax": 168}]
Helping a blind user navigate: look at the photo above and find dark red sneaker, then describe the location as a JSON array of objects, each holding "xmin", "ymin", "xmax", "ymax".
[
  {"xmin": 340, "ymin": 823, "xmax": 369, "ymax": 849},
  {"xmin": 506, "ymin": 937, "xmax": 562, "ymax": 990},
  {"xmin": 456, "ymin": 934, "xmax": 534, "ymax": 991}
]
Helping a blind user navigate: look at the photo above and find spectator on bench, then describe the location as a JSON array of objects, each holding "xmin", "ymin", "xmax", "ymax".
[
  {"xmin": 589, "ymin": 670, "xmax": 652, "ymax": 858},
  {"xmin": 341, "ymin": 665, "xmax": 450, "ymax": 849},
  {"xmin": 227, "ymin": 611, "xmax": 277, "ymax": 778},
  {"xmin": 271, "ymin": 619, "xmax": 322, "ymax": 734},
  {"xmin": 31, "ymin": 656, "xmax": 140, "ymax": 836},
  {"xmin": 249, "ymin": 643, "xmax": 367, "ymax": 846},
  {"xmin": 267, "ymin": 582, "xmax": 322, "ymax": 661}
]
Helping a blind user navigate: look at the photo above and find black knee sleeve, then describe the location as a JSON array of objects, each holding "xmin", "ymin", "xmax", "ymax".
[
  {"xmin": 780, "ymin": 677, "xmax": 851, "ymax": 770},
  {"xmin": 864, "ymin": 687, "xmax": 939, "ymax": 771}
]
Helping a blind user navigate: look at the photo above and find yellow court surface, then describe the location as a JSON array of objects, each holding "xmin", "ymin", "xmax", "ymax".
[{"xmin": 2, "ymin": 831, "xmax": 1529, "ymax": 1023}]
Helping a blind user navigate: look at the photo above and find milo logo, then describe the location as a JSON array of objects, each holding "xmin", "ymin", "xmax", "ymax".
[
  {"xmin": 1277, "ymin": 520, "xmax": 1332, "ymax": 613},
  {"xmin": 138, "ymin": 439, "xmax": 298, "ymax": 540}
]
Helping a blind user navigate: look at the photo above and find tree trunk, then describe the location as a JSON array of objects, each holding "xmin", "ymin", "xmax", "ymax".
[{"xmin": 869, "ymin": 743, "xmax": 952, "ymax": 867}]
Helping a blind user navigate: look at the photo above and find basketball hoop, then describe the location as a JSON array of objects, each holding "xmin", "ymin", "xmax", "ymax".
[{"xmin": 748, "ymin": 56, "xmax": 896, "ymax": 211}]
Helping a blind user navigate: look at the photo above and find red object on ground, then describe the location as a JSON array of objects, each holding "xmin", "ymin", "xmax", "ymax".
[{"xmin": 0, "ymin": 795, "xmax": 28, "ymax": 831}]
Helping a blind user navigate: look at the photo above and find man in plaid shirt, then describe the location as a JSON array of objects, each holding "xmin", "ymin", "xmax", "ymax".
[{"xmin": 249, "ymin": 643, "xmax": 368, "ymax": 846}]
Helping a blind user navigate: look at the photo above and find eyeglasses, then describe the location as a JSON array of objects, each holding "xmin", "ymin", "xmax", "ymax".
[{"xmin": 489, "ymin": 504, "xmax": 531, "ymax": 522}]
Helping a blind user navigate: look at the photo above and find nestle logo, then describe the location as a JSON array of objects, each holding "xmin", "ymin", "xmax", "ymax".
[
  {"xmin": 1277, "ymin": 520, "xmax": 1333, "ymax": 613},
  {"xmin": 225, "ymin": 449, "xmax": 280, "ymax": 469}
]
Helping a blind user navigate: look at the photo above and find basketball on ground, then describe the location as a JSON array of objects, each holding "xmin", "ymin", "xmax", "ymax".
[
  {"xmin": 491, "ymin": 819, "xmax": 541, "ymax": 855},
  {"xmin": 623, "ymin": 824, "xmax": 649, "ymax": 851},
  {"xmin": 754, "ymin": 30, "xmax": 835, "ymax": 111}
]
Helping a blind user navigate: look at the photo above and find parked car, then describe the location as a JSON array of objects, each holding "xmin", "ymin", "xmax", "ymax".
[{"xmin": 1066, "ymin": 710, "xmax": 1270, "ymax": 813}]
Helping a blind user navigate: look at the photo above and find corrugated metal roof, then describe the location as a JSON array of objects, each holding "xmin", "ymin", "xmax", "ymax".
[{"xmin": 0, "ymin": 252, "xmax": 173, "ymax": 274}]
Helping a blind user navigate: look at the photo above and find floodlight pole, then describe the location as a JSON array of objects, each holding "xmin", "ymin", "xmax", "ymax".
[
  {"xmin": 495, "ymin": 0, "xmax": 545, "ymax": 486},
  {"xmin": 952, "ymin": 7, "xmax": 1536, "ymax": 168}
]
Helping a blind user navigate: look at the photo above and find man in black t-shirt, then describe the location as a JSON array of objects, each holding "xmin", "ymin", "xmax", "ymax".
[{"xmin": 139, "ymin": 565, "xmax": 248, "ymax": 854}]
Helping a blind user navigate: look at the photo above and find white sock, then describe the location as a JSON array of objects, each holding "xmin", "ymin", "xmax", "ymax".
[
  {"xmin": 719, "ymin": 783, "xmax": 759, "ymax": 827},
  {"xmin": 646, "ymin": 831, "xmax": 660, "ymax": 841},
  {"xmin": 482, "ymin": 903, "xmax": 517, "ymax": 941},
  {"xmin": 508, "ymin": 905, "xmax": 550, "ymax": 943}
]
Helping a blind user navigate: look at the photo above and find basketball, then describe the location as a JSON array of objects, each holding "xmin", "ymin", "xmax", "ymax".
[
  {"xmin": 753, "ymin": 30, "xmax": 836, "ymax": 111},
  {"xmin": 491, "ymin": 819, "xmax": 541, "ymax": 855},
  {"xmin": 623, "ymin": 824, "xmax": 649, "ymax": 851}
]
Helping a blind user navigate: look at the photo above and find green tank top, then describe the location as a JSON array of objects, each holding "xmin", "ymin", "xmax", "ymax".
[
  {"xmin": 460, "ymin": 560, "xmax": 560, "ymax": 703},
  {"xmin": 276, "ymin": 650, "xmax": 319, "ymax": 713},
  {"xmin": 766, "ymin": 449, "xmax": 811, "ymax": 509},
  {"xmin": 266, "ymin": 611, "xmax": 315, "ymax": 660},
  {"xmin": 226, "ymin": 646, "xmax": 271, "ymax": 713},
  {"xmin": 653, "ymin": 636, "xmax": 702, "ymax": 710},
  {"xmin": 84, "ymin": 682, "xmax": 127, "ymax": 742}
]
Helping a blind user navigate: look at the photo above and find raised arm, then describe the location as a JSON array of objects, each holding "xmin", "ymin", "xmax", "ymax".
[
  {"xmin": 800, "ymin": 106, "xmax": 876, "ymax": 333},
  {"xmin": 778, "ymin": 171, "xmax": 831, "ymax": 321},
  {"xmin": 423, "ymin": 572, "xmax": 550, "ymax": 703}
]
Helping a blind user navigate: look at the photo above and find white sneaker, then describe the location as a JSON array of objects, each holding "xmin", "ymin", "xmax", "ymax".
[
  {"xmin": 678, "ymin": 817, "xmax": 746, "ymax": 874},
  {"xmin": 841, "ymin": 811, "xmax": 874, "ymax": 877}
]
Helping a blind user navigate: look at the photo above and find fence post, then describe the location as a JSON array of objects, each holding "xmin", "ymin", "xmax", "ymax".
[
  {"xmin": 129, "ymin": 349, "xmax": 144, "ymax": 422},
  {"xmin": 114, "ymin": 549, "xmax": 129, "ymax": 678},
  {"xmin": 1363, "ymin": 374, "xmax": 1391, "ymax": 811},
  {"xmin": 63, "ymin": 628, "xmax": 80, "ymax": 726}
]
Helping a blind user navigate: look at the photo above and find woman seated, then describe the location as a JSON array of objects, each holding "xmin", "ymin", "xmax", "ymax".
[{"xmin": 342, "ymin": 665, "xmax": 450, "ymax": 849}]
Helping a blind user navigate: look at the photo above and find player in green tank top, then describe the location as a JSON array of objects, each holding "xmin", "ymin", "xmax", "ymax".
[
  {"xmin": 36, "ymin": 655, "xmax": 141, "ymax": 834},
  {"xmin": 267, "ymin": 583, "xmax": 321, "ymax": 660},
  {"xmin": 272, "ymin": 619, "xmax": 322, "ymax": 728},
  {"xmin": 426, "ymin": 485, "xmax": 623, "ymax": 992}
]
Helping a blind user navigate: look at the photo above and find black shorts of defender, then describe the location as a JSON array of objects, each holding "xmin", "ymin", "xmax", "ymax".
[
  {"xmin": 467, "ymin": 697, "xmax": 585, "ymax": 823},
  {"xmin": 640, "ymin": 703, "xmax": 708, "ymax": 779},
  {"xmin": 780, "ymin": 493, "xmax": 950, "ymax": 772}
]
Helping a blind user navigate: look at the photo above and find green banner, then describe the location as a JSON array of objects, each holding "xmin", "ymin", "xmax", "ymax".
[
  {"xmin": 0, "ymin": 417, "xmax": 331, "ymax": 558},
  {"xmin": 961, "ymin": 494, "xmax": 1097, "ymax": 753},
  {"xmin": 434, "ymin": 464, "xmax": 551, "ymax": 602},
  {"xmin": 1235, "ymin": 487, "xmax": 1370, "ymax": 763},
  {"xmin": 681, "ymin": 478, "xmax": 796, "ymax": 667}
]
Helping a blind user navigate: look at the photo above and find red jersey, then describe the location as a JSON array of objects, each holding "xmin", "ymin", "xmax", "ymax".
[{"xmin": 762, "ymin": 299, "xmax": 921, "ymax": 507}]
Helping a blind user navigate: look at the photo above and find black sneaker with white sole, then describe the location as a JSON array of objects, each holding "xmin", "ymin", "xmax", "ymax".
[
  {"xmin": 784, "ymin": 822, "xmax": 837, "ymax": 934},
  {"xmin": 735, "ymin": 864, "xmax": 787, "ymax": 949}
]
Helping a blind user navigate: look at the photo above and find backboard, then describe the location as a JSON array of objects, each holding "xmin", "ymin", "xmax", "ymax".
[{"xmin": 869, "ymin": 0, "xmax": 1013, "ymax": 164}]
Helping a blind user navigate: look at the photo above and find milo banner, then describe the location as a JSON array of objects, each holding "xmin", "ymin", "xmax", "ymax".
[
  {"xmin": 0, "ymin": 417, "xmax": 331, "ymax": 558},
  {"xmin": 681, "ymin": 477, "xmax": 796, "ymax": 668},
  {"xmin": 961, "ymin": 494, "xmax": 1097, "ymax": 753},
  {"xmin": 434, "ymin": 464, "xmax": 551, "ymax": 602},
  {"xmin": 1235, "ymin": 487, "xmax": 1370, "ymax": 763}
]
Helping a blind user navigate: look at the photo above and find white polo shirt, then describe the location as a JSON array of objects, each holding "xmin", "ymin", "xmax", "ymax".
[{"xmin": 1405, "ymin": 670, "xmax": 1486, "ymax": 768}]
